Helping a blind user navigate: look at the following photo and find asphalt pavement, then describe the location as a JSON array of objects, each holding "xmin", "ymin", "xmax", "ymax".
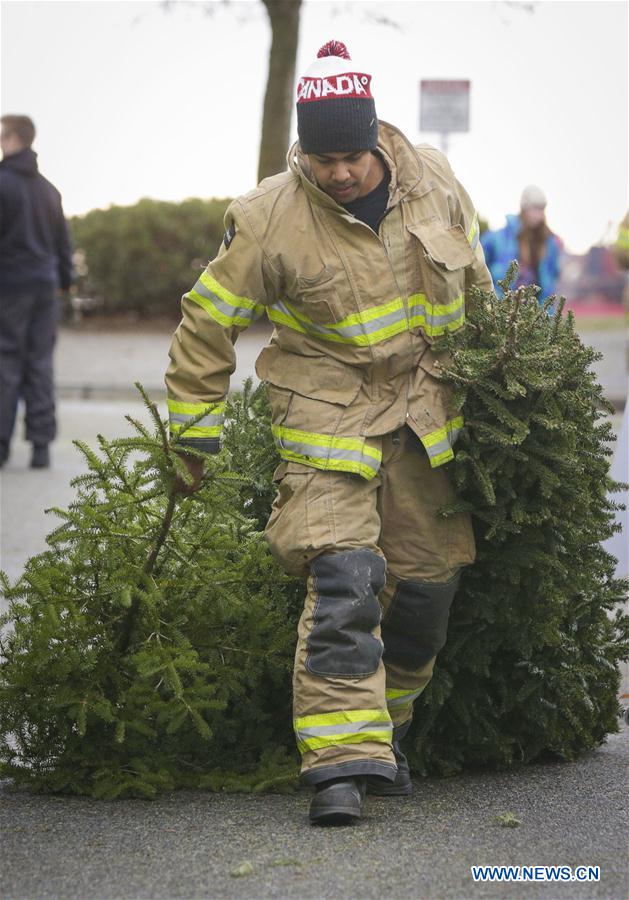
[
  {"xmin": 1, "ymin": 725, "xmax": 627, "ymax": 900},
  {"xmin": 1, "ymin": 321, "xmax": 628, "ymax": 899}
]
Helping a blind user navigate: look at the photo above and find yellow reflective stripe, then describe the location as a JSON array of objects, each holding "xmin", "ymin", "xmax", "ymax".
[
  {"xmin": 272, "ymin": 424, "xmax": 382, "ymax": 481},
  {"xmin": 422, "ymin": 417, "xmax": 464, "ymax": 449},
  {"xmin": 295, "ymin": 709, "xmax": 390, "ymax": 729},
  {"xmin": 267, "ymin": 297, "xmax": 408, "ymax": 347},
  {"xmin": 294, "ymin": 708, "xmax": 392, "ymax": 753},
  {"xmin": 168, "ymin": 398, "xmax": 225, "ymax": 438},
  {"xmin": 385, "ymin": 687, "xmax": 426, "ymax": 708},
  {"xmin": 170, "ymin": 423, "xmax": 222, "ymax": 438},
  {"xmin": 321, "ymin": 317, "xmax": 407, "ymax": 347},
  {"xmin": 421, "ymin": 416, "xmax": 464, "ymax": 468},
  {"xmin": 274, "ymin": 427, "xmax": 380, "ymax": 462},
  {"xmin": 467, "ymin": 212, "xmax": 480, "ymax": 250},
  {"xmin": 385, "ymin": 688, "xmax": 415, "ymax": 699},
  {"xmin": 266, "ymin": 305, "xmax": 309, "ymax": 334},
  {"xmin": 198, "ymin": 271, "xmax": 260, "ymax": 312},
  {"xmin": 430, "ymin": 448, "xmax": 454, "ymax": 466},
  {"xmin": 408, "ymin": 293, "xmax": 465, "ymax": 317},
  {"xmin": 167, "ymin": 400, "xmax": 225, "ymax": 416},
  {"xmin": 408, "ymin": 293, "xmax": 465, "ymax": 337},
  {"xmin": 616, "ymin": 227, "xmax": 629, "ymax": 249},
  {"xmin": 278, "ymin": 448, "xmax": 377, "ymax": 480},
  {"xmin": 187, "ymin": 271, "xmax": 264, "ymax": 329},
  {"xmin": 333, "ymin": 297, "xmax": 404, "ymax": 329},
  {"xmin": 297, "ymin": 731, "xmax": 391, "ymax": 754},
  {"xmin": 188, "ymin": 290, "xmax": 255, "ymax": 329},
  {"xmin": 268, "ymin": 291, "xmax": 464, "ymax": 344},
  {"xmin": 350, "ymin": 317, "xmax": 409, "ymax": 346},
  {"xmin": 409, "ymin": 316, "xmax": 466, "ymax": 338}
]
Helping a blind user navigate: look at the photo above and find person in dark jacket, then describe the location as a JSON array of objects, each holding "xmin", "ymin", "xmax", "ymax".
[{"xmin": 0, "ymin": 114, "xmax": 73, "ymax": 468}]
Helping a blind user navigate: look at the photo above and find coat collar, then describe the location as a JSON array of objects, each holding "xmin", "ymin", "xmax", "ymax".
[{"xmin": 287, "ymin": 120, "xmax": 425, "ymax": 211}]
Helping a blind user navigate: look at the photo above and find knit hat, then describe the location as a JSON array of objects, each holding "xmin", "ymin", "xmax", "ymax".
[
  {"xmin": 296, "ymin": 40, "xmax": 378, "ymax": 154},
  {"xmin": 520, "ymin": 184, "xmax": 547, "ymax": 210}
]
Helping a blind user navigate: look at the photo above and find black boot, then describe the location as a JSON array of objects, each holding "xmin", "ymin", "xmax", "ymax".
[
  {"xmin": 31, "ymin": 444, "xmax": 50, "ymax": 469},
  {"xmin": 309, "ymin": 777, "xmax": 366, "ymax": 826},
  {"xmin": 367, "ymin": 721, "xmax": 413, "ymax": 796},
  {"xmin": 366, "ymin": 742, "xmax": 412, "ymax": 796},
  {"xmin": 0, "ymin": 442, "xmax": 9, "ymax": 468}
]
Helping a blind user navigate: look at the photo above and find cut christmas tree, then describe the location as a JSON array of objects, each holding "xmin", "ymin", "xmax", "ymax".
[{"xmin": 1, "ymin": 271, "xmax": 627, "ymax": 798}]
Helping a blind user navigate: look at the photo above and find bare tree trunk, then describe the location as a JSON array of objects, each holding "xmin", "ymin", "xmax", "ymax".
[{"xmin": 258, "ymin": 0, "xmax": 302, "ymax": 183}]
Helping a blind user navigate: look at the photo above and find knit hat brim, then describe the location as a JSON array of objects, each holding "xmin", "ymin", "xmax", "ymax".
[{"xmin": 297, "ymin": 97, "xmax": 378, "ymax": 154}]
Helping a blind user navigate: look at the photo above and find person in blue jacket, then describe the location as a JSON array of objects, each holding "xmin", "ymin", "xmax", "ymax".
[
  {"xmin": 481, "ymin": 185, "xmax": 562, "ymax": 304},
  {"xmin": 0, "ymin": 115, "xmax": 73, "ymax": 469}
]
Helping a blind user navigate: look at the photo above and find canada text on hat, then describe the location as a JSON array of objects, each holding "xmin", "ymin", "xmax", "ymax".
[
  {"xmin": 295, "ymin": 40, "xmax": 378, "ymax": 154},
  {"xmin": 297, "ymin": 40, "xmax": 373, "ymax": 104}
]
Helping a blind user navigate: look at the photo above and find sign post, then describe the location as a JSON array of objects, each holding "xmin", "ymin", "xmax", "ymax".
[{"xmin": 419, "ymin": 80, "xmax": 471, "ymax": 154}]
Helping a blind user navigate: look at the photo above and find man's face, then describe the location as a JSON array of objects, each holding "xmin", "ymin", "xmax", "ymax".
[
  {"xmin": 0, "ymin": 129, "xmax": 23, "ymax": 158},
  {"xmin": 308, "ymin": 150, "xmax": 382, "ymax": 204}
]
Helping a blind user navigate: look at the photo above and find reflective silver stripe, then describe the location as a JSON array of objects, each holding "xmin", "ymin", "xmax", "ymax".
[
  {"xmin": 169, "ymin": 411, "xmax": 224, "ymax": 428},
  {"xmin": 409, "ymin": 300, "xmax": 465, "ymax": 332},
  {"xmin": 190, "ymin": 278, "xmax": 261, "ymax": 323},
  {"xmin": 431, "ymin": 308, "xmax": 465, "ymax": 329},
  {"xmin": 269, "ymin": 293, "xmax": 464, "ymax": 344},
  {"xmin": 268, "ymin": 298, "xmax": 407, "ymax": 345},
  {"xmin": 467, "ymin": 212, "xmax": 480, "ymax": 251},
  {"xmin": 298, "ymin": 720, "xmax": 392, "ymax": 738},
  {"xmin": 278, "ymin": 435, "xmax": 380, "ymax": 475},
  {"xmin": 386, "ymin": 689, "xmax": 424, "ymax": 708},
  {"xmin": 425, "ymin": 428, "xmax": 462, "ymax": 461}
]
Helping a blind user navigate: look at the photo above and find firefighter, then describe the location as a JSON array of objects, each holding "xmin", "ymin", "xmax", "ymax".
[{"xmin": 165, "ymin": 40, "xmax": 493, "ymax": 825}]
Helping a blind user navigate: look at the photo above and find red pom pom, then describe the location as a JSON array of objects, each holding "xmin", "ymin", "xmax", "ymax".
[{"xmin": 317, "ymin": 40, "xmax": 351, "ymax": 60}]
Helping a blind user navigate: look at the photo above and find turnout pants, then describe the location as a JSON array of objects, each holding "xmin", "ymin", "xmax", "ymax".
[
  {"xmin": 0, "ymin": 285, "xmax": 59, "ymax": 447},
  {"xmin": 265, "ymin": 426, "xmax": 475, "ymax": 784}
]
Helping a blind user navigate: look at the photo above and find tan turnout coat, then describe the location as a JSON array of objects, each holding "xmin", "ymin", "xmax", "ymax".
[{"xmin": 165, "ymin": 121, "xmax": 493, "ymax": 478}]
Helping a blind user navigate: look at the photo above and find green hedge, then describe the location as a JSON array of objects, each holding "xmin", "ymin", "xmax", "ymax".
[{"xmin": 70, "ymin": 197, "xmax": 232, "ymax": 316}]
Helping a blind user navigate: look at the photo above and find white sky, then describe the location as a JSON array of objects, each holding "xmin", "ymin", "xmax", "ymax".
[{"xmin": 1, "ymin": 0, "xmax": 627, "ymax": 253}]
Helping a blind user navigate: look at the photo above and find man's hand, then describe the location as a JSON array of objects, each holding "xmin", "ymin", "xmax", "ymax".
[{"xmin": 172, "ymin": 452, "xmax": 205, "ymax": 496}]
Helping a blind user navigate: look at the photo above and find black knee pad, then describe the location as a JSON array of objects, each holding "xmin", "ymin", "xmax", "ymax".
[
  {"xmin": 307, "ymin": 549, "xmax": 386, "ymax": 678},
  {"xmin": 382, "ymin": 575, "xmax": 460, "ymax": 671}
]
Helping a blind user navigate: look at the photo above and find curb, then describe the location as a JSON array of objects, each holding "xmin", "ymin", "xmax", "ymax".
[{"xmin": 57, "ymin": 385, "xmax": 167, "ymax": 401}]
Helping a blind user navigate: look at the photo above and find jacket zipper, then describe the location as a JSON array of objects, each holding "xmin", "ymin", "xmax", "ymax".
[{"xmin": 342, "ymin": 207, "xmax": 409, "ymax": 326}]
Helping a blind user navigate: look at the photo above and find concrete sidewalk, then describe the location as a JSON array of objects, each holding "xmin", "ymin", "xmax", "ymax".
[
  {"xmin": 53, "ymin": 321, "xmax": 628, "ymax": 407},
  {"xmin": 54, "ymin": 325, "xmax": 270, "ymax": 400}
]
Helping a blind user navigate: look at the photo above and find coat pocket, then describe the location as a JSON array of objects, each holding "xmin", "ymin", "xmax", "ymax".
[
  {"xmin": 258, "ymin": 346, "xmax": 362, "ymax": 460},
  {"xmin": 408, "ymin": 219, "xmax": 474, "ymax": 270},
  {"xmin": 255, "ymin": 345, "xmax": 362, "ymax": 406},
  {"xmin": 292, "ymin": 265, "xmax": 346, "ymax": 325},
  {"xmin": 257, "ymin": 346, "xmax": 380, "ymax": 480},
  {"xmin": 406, "ymin": 219, "xmax": 474, "ymax": 288},
  {"xmin": 407, "ymin": 219, "xmax": 472, "ymax": 337}
]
